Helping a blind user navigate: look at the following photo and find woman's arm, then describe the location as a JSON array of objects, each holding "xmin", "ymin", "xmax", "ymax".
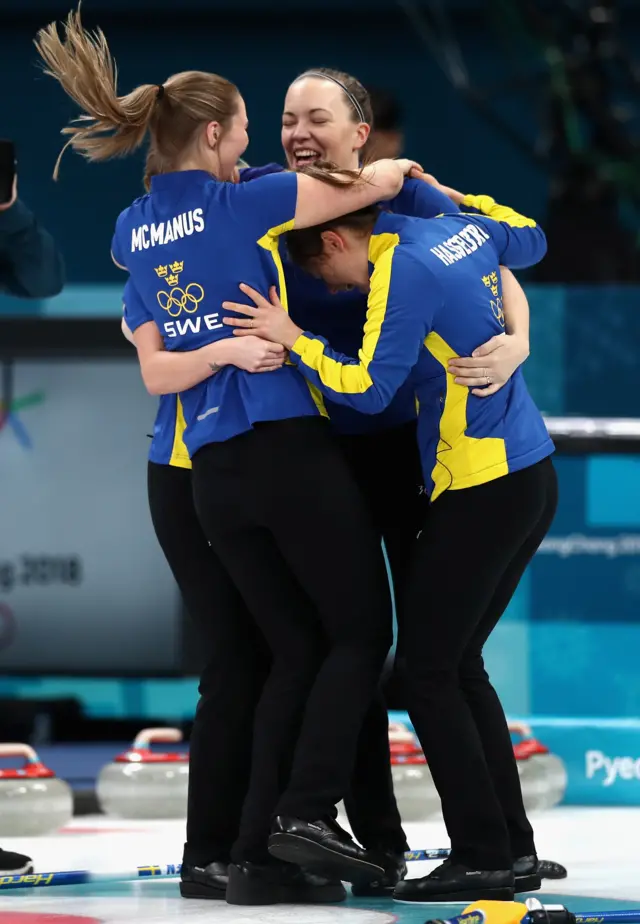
[
  {"xmin": 0, "ymin": 189, "xmax": 65, "ymax": 298},
  {"xmin": 385, "ymin": 175, "xmax": 459, "ymax": 218},
  {"xmin": 417, "ymin": 175, "xmax": 533, "ymax": 395},
  {"xmin": 421, "ymin": 180, "xmax": 546, "ymax": 268},
  {"xmin": 416, "ymin": 177, "xmax": 545, "ymax": 258},
  {"xmin": 293, "ymin": 159, "xmax": 422, "ymax": 229},
  {"xmin": 447, "ymin": 267, "xmax": 530, "ymax": 397},
  {"xmin": 132, "ymin": 322, "xmax": 286, "ymax": 395},
  {"xmin": 121, "ymin": 317, "xmax": 135, "ymax": 344},
  {"xmin": 222, "ymin": 254, "xmax": 438, "ymax": 415},
  {"xmin": 500, "ymin": 266, "xmax": 530, "ymax": 344}
]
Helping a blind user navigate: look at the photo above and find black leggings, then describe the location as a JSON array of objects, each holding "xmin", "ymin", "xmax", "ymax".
[
  {"xmin": 147, "ymin": 461, "xmax": 269, "ymax": 867},
  {"xmin": 338, "ymin": 420, "xmax": 426, "ymax": 848},
  {"xmin": 190, "ymin": 417, "xmax": 392, "ymax": 863},
  {"xmin": 401, "ymin": 456, "xmax": 558, "ymax": 870},
  {"xmin": 337, "ymin": 419, "xmax": 427, "ymax": 612},
  {"xmin": 149, "ymin": 454, "xmax": 406, "ymax": 859}
]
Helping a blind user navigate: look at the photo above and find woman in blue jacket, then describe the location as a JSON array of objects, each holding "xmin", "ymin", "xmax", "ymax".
[
  {"xmin": 35, "ymin": 7, "xmax": 426, "ymax": 903},
  {"xmin": 223, "ymin": 191, "xmax": 556, "ymax": 903}
]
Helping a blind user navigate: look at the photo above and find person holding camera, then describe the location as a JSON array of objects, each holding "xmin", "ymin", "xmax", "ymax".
[
  {"xmin": 0, "ymin": 143, "xmax": 64, "ymax": 875},
  {"xmin": 0, "ymin": 142, "xmax": 64, "ymax": 299}
]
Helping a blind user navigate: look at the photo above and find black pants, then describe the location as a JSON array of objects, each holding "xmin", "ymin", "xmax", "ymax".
[
  {"xmin": 148, "ymin": 457, "xmax": 403, "ymax": 861},
  {"xmin": 191, "ymin": 418, "xmax": 392, "ymax": 863},
  {"xmin": 148, "ymin": 461, "xmax": 269, "ymax": 866},
  {"xmin": 400, "ymin": 457, "xmax": 558, "ymax": 870},
  {"xmin": 338, "ymin": 420, "xmax": 426, "ymax": 850},
  {"xmin": 337, "ymin": 419, "xmax": 427, "ymax": 612}
]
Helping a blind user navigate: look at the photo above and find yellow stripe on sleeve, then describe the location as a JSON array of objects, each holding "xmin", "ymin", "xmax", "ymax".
[
  {"xmin": 258, "ymin": 220, "xmax": 328, "ymax": 417},
  {"xmin": 292, "ymin": 233, "xmax": 398, "ymax": 395},
  {"xmin": 461, "ymin": 195, "xmax": 537, "ymax": 228},
  {"xmin": 292, "ymin": 333, "xmax": 372, "ymax": 395},
  {"xmin": 257, "ymin": 219, "xmax": 296, "ymax": 311}
]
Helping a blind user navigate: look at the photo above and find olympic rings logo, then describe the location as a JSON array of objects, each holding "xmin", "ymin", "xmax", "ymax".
[
  {"xmin": 157, "ymin": 283, "xmax": 204, "ymax": 317},
  {"xmin": 491, "ymin": 298, "xmax": 505, "ymax": 327}
]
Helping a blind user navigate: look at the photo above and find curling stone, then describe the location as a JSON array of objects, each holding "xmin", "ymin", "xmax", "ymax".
[
  {"xmin": 0, "ymin": 742, "xmax": 73, "ymax": 835},
  {"xmin": 389, "ymin": 721, "xmax": 441, "ymax": 821},
  {"xmin": 96, "ymin": 727, "xmax": 189, "ymax": 819},
  {"xmin": 510, "ymin": 721, "xmax": 567, "ymax": 811}
]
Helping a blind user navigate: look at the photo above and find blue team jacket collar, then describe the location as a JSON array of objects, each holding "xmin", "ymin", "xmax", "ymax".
[
  {"xmin": 150, "ymin": 170, "xmax": 217, "ymax": 192},
  {"xmin": 368, "ymin": 213, "xmax": 398, "ymax": 266}
]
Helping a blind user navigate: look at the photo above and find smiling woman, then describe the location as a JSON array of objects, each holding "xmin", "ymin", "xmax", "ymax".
[
  {"xmin": 282, "ymin": 68, "xmax": 372, "ymax": 171},
  {"xmin": 273, "ymin": 69, "xmax": 538, "ymax": 895}
]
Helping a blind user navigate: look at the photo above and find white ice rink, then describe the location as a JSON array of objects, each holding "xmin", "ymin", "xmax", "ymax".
[{"xmin": 1, "ymin": 806, "xmax": 639, "ymax": 924}]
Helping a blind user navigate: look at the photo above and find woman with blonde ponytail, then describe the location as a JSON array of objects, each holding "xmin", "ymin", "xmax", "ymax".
[
  {"xmin": 36, "ymin": 9, "xmax": 162, "ymax": 177},
  {"xmin": 34, "ymin": 6, "xmax": 426, "ymax": 905}
]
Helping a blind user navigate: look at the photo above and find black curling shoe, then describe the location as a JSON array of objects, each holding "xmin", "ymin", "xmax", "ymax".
[
  {"xmin": 179, "ymin": 861, "xmax": 229, "ymax": 899},
  {"xmin": 351, "ymin": 848, "xmax": 408, "ymax": 896},
  {"xmin": 393, "ymin": 860, "xmax": 515, "ymax": 903},
  {"xmin": 268, "ymin": 815, "xmax": 385, "ymax": 885},
  {"xmin": 539, "ymin": 858, "xmax": 568, "ymax": 879},
  {"xmin": 514, "ymin": 855, "xmax": 542, "ymax": 892},
  {"xmin": 225, "ymin": 859, "xmax": 346, "ymax": 905},
  {"xmin": 0, "ymin": 848, "xmax": 34, "ymax": 876}
]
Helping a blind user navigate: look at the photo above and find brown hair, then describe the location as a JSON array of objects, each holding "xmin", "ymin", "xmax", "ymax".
[
  {"xmin": 34, "ymin": 6, "xmax": 240, "ymax": 180},
  {"xmin": 293, "ymin": 67, "xmax": 373, "ymax": 126},
  {"xmin": 285, "ymin": 205, "xmax": 379, "ymax": 269},
  {"xmin": 294, "ymin": 159, "xmax": 369, "ymax": 190}
]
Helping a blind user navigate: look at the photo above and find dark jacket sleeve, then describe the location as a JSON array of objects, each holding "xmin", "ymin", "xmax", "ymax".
[{"xmin": 0, "ymin": 200, "xmax": 65, "ymax": 299}]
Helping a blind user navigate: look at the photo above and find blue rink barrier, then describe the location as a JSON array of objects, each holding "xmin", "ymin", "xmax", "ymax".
[{"xmin": 389, "ymin": 712, "xmax": 640, "ymax": 807}]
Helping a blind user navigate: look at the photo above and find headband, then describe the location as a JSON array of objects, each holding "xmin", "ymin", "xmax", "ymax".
[{"xmin": 299, "ymin": 72, "xmax": 366, "ymax": 123}]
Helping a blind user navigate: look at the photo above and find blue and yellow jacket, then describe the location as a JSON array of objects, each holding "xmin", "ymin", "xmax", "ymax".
[
  {"xmin": 128, "ymin": 170, "xmax": 458, "ymax": 467},
  {"xmin": 283, "ymin": 176, "xmax": 458, "ymax": 434},
  {"xmin": 122, "ymin": 280, "xmax": 190, "ymax": 467},
  {"xmin": 114, "ymin": 168, "xmax": 326, "ymax": 458},
  {"xmin": 288, "ymin": 198, "xmax": 554, "ymax": 501}
]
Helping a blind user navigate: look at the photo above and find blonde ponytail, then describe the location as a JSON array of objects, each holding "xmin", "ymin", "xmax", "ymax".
[
  {"xmin": 35, "ymin": 6, "xmax": 161, "ymax": 178},
  {"xmin": 36, "ymin": 6, "xmax": 244, "ymax": 184}
]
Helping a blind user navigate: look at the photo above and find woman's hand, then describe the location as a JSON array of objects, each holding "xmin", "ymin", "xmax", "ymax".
[
  {"xmin": 223, "ymin": 285, "xmax": 303, "ymax": 350},
  {"xmin": 0, "ymin": 176, "xmax": 17, "ymax": 212},
  {"xmin": 447, "ymin": 332, "xmax": 530, "ymax": 397},
  {"xmin": 394, "ymin": 159, "xmax": 424, "ymax": 179},
  {"xmin": 417, "ymin": 172, "xmax": 465, "ymax": 206},
  {"xmin": 208, "ymin": 334, "xmax": 287, "ymax": 374}
]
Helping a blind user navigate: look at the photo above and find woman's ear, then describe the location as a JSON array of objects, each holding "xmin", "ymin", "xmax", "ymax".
[
  {"xmin": 320, "ymin": 229, "xmax": 346, "ymax": 253},
  {"xmin": 353, "ymin": 122, "xmax": 371, "ymax": 154},
  {"xmin": 205, "ymin": 121, "xmax": 221, "ymax": 149}
]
